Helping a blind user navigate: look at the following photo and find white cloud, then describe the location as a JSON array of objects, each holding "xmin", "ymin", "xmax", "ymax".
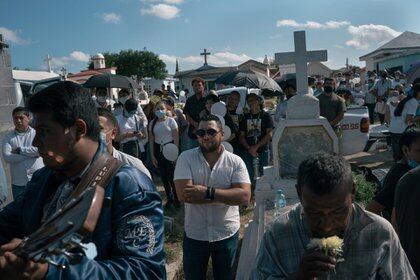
[
  {"xmin": 102, "ymin": 13, "xmax": 121, "ymax": 24},
  {"xmin": 141, "ymin": 4, "xmax": 180, "ymax": 20},
  {"xmin": 46, "ymin": 51, "xmax": 91, "ymax": 70},
  {"xmin": 69, "ymin": 51, "xmax": 90, "ymax": 62},
  {"xmin": 164, "ymin": 0, "xmax": 184, "ymax": 4},
  {"xmin": 159, "ymin": 54, "xmax": 177, "ymax": 64},
  {"xmin": 160, "ymin": 51, "xmax": 253, "ymax": 70},
  {"xmin": 276, "ymin": 19, "xmax": 350, "ymax": 29},
  {"xmin": 345, "ymin": 24, "xmax": 401, "ymax": 49},
  {"xmin": 209, "ymin": 52, "xmax": 252, "ymax": 66},
  {"xmin": 325, "ymin": 21, "xmax": 351, "ymax": 29},
  {"xmin": 276, "ymin": 19, "xmax": 300, "ymax": 28},
  {"xmin": 0, "ymin": 27, "xmax": 28, "ymax": 45},
  {"xmin": 141, "ymin": 0, "xmax": 184, "ymax": 4}
]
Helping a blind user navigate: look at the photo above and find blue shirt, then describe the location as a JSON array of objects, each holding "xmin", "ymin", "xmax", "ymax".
[{"xmin": 0, "ymin": 142, "xmax": 165, "ymax": 279}]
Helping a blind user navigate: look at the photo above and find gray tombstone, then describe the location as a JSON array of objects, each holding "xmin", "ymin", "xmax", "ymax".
[{"xmin": 0, "ymin": 34, "xmax": 15, "ymax": 129}]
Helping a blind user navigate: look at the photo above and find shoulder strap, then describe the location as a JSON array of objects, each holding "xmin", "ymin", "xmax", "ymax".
[{"xmin": 62, "ymin": 154, "xmax": 123, "ymax": 206}]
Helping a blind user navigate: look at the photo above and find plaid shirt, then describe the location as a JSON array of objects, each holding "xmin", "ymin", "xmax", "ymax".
[{"xmin": 251, "ymin": 203, "xmax": 416, "ymax": 280}]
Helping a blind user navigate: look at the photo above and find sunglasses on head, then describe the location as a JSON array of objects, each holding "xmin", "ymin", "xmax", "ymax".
[{"xmin": 196, "ymin": 128, "xmax": 221, "ymax": 137}]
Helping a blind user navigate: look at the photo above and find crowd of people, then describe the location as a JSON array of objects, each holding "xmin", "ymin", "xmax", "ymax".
[{"xmin": 0, "ymin": 70, "xmax": 419, "ymax": 279}]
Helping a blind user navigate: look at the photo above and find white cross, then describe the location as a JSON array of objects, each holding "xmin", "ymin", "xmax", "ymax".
[
  {"xmin": 44, "ymin": 54, "xmax": 52, "ymax": 72},
  {"xmin": 275, "ymin": 31, "xmax": 327, "ymax": 95}
]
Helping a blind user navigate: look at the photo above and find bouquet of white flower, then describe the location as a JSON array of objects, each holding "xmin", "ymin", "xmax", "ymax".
[{"xmin": 307, "ymin": 236, "xmax": 344, "ymax": 262}]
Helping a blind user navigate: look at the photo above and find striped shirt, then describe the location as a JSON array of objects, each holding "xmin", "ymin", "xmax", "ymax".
[{"xmin": 251, "ymin": 203, "xmax": 415, "ymax": 279}]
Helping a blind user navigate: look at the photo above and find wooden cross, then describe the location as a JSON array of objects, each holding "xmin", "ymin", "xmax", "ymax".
[
  {"xmin": 200, "ymin": 48, "xmax": 211, "ymax": 66},
  {"xmin": 275, "ymin": 31, "xmax": 327, "ymax": 95}
]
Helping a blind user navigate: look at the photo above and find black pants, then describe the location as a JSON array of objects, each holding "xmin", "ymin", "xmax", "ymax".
[
  {"xmin": 154, "ymin": 142, "xmax": 178, "ymax": 203},
  {"xmin": 121, "ymin": 140, "xmax": 139, "ymax": 158},
  {"xmin": 366, "ymin": 103, "xmax": 376, "ymax": 124},
  {"xmin": 122, "ymin": 140, "xmax": 146, "ymax": 161}
]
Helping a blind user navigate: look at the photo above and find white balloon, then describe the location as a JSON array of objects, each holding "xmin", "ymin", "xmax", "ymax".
[
  {"xmin": 222, "ymin": 141, "xmax": 233, "ymax": 153},
  {"xmin": 223, "ymin": 125, "xmax": 231, "ymax": 140},
  {"xmin": 211, "ymin": 102, "xmax": 227, "ymax": 117},
  {"xmin": 213, "ymin": 114, "xmax": 225, "ymax": 127},
  {"xmin": 162, "ymin": 143, "xmax": 179, "ymax": 161}
]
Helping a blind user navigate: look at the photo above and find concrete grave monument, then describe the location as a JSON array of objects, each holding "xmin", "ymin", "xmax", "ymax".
[
  {"xmin": 0, "ymin": 34, "xmax": 16, "ymax": 129},
  {"xmin": 236, "ymin": 31, "xmax": 339, "ymax": 279}
]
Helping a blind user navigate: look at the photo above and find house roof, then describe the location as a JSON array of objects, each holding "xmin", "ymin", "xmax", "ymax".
[
  {"xmin": 68, "ymin": 67, "xmax": 116, "ymax": 78},
  {"xmin": 12, "ymin": 70, "xmax": 59, "ymax": 81},
  {"xmin": 360, "ymin": 31, "xmax": 420, "ymax": 60},
  {"xmin": 308, "ymin": 61, "xmax": 332, "ymax": 74},
  {"xmin": 174, "ymin": 65, "xmax": 237, "ymax": 78},
  {"xmin": 174, "ymin": 59, "xmax": 268, "ymax": 79}
]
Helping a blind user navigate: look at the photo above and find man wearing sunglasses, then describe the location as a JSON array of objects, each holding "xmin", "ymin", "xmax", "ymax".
[{"xmin": 174, "ymin": 114, "xmax": 251, "ymax": 280}]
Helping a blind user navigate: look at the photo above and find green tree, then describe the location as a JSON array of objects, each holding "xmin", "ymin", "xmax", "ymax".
[{"xmin": 88, "ymin": 49, "xmax": 167, "ymax": 79}]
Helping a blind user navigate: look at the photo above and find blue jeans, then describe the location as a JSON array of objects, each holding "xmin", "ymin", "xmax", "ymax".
[
  {"xmin": 183, "ymin": 231, "xmax": 239, "ymax": 280},
  {"xmin": 12, "ymin": 184, "xmax": 25, "ymax": 200},
  {"xmin": 242, "ymin": 149, "xmax": 269, "ymax": 183}
]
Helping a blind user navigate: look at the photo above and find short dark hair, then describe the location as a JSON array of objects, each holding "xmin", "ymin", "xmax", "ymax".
[
  {"xmin": 205, "ymin": 94, "xmax": 220, "ymax": 103},
  {"xmin": 97, "ymin": 108, "xmax": 119, "ymax": 131},
  {"xmin": 124, "ymin": 98, "xmax": 138, "ymax": 112},
  {"xmin": 12, "ymin": 106, "xmax": 29, "ymax": 116},
  {"xmin": 192, "ymin": 77, "xmax": 205, "ymax": 86},
  {"xmin": 200, "ymin": 114, "xmax": 223, "ymax": 130},
  {"xmin": 399, "ymin": 128, "xmax": 420, "ymax": 157},
  {"xmin": 297, "ymin": 153, "xmax": 352, "ymax": 195},
  {"xmin": 27, "ymin": 81, "xmax": 100, "ymax": 141},
  {"xmin": 163, "ymin": 97, "xmax": 175, "ymax": 107},
  {"xmin": 118, "ymin": 89, "xmax": 130, "ymax": 96},
  {"xmin": 230, "ymin": 90, "xmax": 240, "ymax": 97}
]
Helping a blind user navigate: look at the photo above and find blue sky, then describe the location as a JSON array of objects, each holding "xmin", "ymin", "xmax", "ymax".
[{"xmin": 1, "ymin": 0, "xmax": 420, "ymax": 74}]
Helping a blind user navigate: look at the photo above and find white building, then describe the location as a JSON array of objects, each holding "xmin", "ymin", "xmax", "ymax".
[
  {"xmin": 67, "ymin": 53, "xmax": 116, "ymax": 84},
  {"xmin": 278, "ymin": 61, "xmax": 332, "ymax": 78}
]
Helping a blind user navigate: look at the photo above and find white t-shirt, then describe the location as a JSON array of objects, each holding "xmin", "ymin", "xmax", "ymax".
[
  {"xmin": 389, "ymin": 98, "xmax": 419, "ymax": 134},
  {"xmin": 150, "ymin": 117, "xmax": 178, "ymax": 145},
  {"xmin": 116, "ymin": 114, "xmax": 148, "ymax": 152},
  {"xmin": 174, "ymin": 147, "xmax": 251, "ymax": 242},
  {"xmin": 1, "ymin": 127, "xmax": 44, "ymax": 186},
  {"xmin": 112, "ymin": 148, "xmax": 151, "ymax": 179}
]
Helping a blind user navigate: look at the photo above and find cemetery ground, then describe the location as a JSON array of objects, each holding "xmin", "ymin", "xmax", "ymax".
[{"xmin": 160, "ymin": 144, "xmax": 394, "ymax": 279}]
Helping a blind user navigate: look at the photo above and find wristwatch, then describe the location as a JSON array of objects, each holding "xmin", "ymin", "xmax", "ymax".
[
  {"xmin": 205, "ymin": 187, "xmax": 212, "ymax": 200},
  {"xmin": 205, "ymin": 187, "xmax": 215, "ymax": 201}
]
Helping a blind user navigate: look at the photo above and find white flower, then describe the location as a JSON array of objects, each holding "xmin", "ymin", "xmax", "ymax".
[{"xmin": 307, "ymin": 236, "xmax": 344, "ymax": 259}]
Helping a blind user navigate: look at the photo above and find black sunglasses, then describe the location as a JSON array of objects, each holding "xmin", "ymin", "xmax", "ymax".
[{"xmin": 196, "ymin": 128, "xmax": 221, "ymax": 137}]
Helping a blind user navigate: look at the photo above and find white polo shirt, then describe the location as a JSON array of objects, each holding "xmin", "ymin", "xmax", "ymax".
[{"xmin": 174, "ymin": 147, "xmax": 250, "ymax": 242}]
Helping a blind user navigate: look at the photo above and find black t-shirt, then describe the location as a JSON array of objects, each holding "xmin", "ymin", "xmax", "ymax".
[
  {"xmin": 373, "ymin": 162, "xmax": 411, "ymax": 215},
  {"xmin": 183, "ymin": 94, "xmax": 206, "ymax": 139},
  {"xmin": 394, "ymin": 167, "xmax": 420, "ymax": 277},
  {"xmin": 239, "ymin": 111, "xmax": 273, "ymax": 151},
  {"xmin": 228, "ymin": 110, "xmax": 243, "ymax": 152}
]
